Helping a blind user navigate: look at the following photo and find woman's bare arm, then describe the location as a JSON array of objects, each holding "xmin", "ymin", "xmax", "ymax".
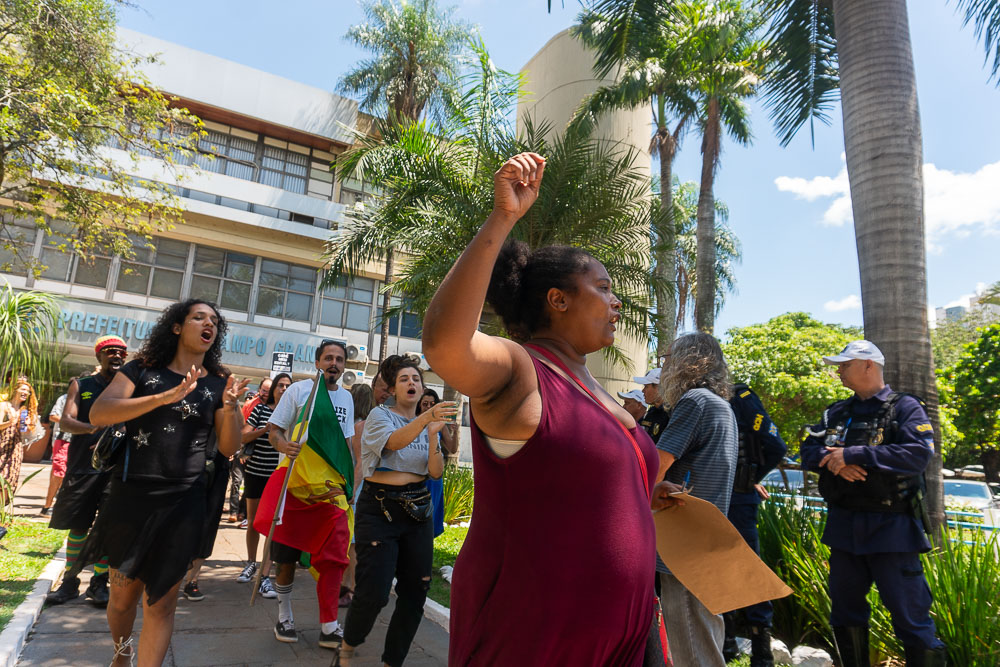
[
  {"xmin": 215, "ymin": 376, "xmax": 249, "ymax": 457},
  {"xmin": 422, "ymin": 153, "xmax": 546, "ymax": 400},
  {"xmin": 384, "ymin": 402, "xmax": 457, "ymax": 451}
]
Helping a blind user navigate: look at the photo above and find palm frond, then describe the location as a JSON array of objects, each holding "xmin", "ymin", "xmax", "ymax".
[
  {"xmin": 0, "ymin": 282, "xmax": 64, "ymax": 395},
  {"xmin": 953, "ymin": 0, "xmax": 1000, "ymax": 83},
  {"xmin": 760, "ymin": 0, "xmax": 839, "ymax": 147}
]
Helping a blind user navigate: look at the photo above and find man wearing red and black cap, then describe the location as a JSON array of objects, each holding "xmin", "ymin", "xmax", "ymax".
[{"xmin": 46, "ymin": 335, "xmax": 128, "ymax": 606}]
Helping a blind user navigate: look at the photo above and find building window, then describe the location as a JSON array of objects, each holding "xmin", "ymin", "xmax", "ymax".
[
  {"xmin": 376, "ymin": 294, "xmax": 421, "ymax": 339},
  {"xmin": 195, "ymin": 128, "xmax": 258, "ymax": 181},
  {"xmin": 255, "ymin": 259, "xmax": 316, "ymax": 322},
  {"xmin": 260, "ymin": 142, "xmax": 309, "ymax": 195},
  {"xmin": 0, "ymin": 217, "xmax": 37, "ymax": 276},
  {"xmin": 73, "ymin": 253, "xmax": 112, "ymax": 288},
  {"xmin": 38, "ymin": 221, "xmax": 77, "ymax": 282},
  {"xmin": 320, "ymin": 276, "xmax": 374, "ymax": 331},
  {"xmin": 190, "ymin": 246, "xmax": 255, "ymax": 312},
  {"xmin": 116, "ymin": 236, "xmax": 189, "ymax": 300}
]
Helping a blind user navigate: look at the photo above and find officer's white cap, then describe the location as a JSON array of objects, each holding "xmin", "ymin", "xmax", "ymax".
[
  {"xmin": 617, "ymin": 389, "xmax": 647, "ymax": 406},
  {"xmin": 632, "ymin": 368, "xmax": 661, "ymax": 385},
  {"xmin": 823, "ymin": 340, "xmax": 885, "ymax": 366}
]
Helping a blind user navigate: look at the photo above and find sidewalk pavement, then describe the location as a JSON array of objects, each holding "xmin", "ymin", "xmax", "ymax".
[{"xmin": 11, "ymin": 463, "xmax": 449, "ymax": 666}]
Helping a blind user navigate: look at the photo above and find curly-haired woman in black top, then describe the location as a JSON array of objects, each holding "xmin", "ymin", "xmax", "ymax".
[{"xmin": 87, "ymin": 299, "xmax": 249, "ymax": 666}]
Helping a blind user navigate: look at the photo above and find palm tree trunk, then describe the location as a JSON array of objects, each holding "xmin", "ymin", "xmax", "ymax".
[
  {"xmin": 378, "ymin": 249, "xmax": 395, "ymax": 363},
  {"xmin": 655, "ymin": 132, "xmax": 678, "ymax": 355},
  {"xmin": 832, "ymin": 0, "xmax": 944, "ymax": 536},
  {"xmin": 694, "ymin": 97, "xmax": 720, "ymax": 334}
]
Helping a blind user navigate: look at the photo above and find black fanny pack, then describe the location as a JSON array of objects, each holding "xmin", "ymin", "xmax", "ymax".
[
  {"xmin": 372, "ymin": 486, "xmax": 433, "ymax": 523},
  {"xmin": 90, "ymin": 425, "xmax": 127, "ymax": 475}
]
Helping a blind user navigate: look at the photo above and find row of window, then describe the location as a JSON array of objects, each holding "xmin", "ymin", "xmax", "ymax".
[
  {"xmin": 110, "ymin": 120, "xmax": 371, "ymax": 207},
  {"xmin": 0, "ymin": 222, "xmax": 418, "ymax": 338}
]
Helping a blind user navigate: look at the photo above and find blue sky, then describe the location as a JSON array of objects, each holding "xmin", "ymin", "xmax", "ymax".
[{"xmin": 117, "ymin": 1, "xmax": 1000, "ymax": 336}]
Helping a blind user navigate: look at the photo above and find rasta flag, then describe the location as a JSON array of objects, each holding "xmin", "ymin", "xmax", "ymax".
[{"xmin": 254, "ymin": 381, "xmax": 354, "ymax": 622}]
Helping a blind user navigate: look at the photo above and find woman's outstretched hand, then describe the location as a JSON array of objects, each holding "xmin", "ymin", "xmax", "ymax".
[
  {"xmin": 159, "ymin": 366, "xmax": 201, "ymax": 406},
  {"xmin": 493, "ymin": 152, "xmax": 545, "ymax": 221}
]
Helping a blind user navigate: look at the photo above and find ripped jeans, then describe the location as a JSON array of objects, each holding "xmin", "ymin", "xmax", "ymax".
[{"xmin": 343, "ymin": 481, "xmax": 434, "ymax": 667}]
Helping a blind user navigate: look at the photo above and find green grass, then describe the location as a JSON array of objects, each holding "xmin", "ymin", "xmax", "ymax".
[
  {"xmin": 428, "ymin": 525, "xmax": 467, "ymax": 608},
  {"xmin": 0, "ymin": 519, "xmax": 66, "ymax": 631}
]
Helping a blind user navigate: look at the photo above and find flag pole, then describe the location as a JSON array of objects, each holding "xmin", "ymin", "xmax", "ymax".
[{"xmin": 250, "ymin": 369, "xmax": 323, "ymax": 605}]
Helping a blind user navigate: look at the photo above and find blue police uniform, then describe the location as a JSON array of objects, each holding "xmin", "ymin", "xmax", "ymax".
[
  {"xmin": 723, "ymin": 385, "xmax": 787, "ymax": 666},
  {"xmin": 728, "ymin": 385, "xmax": 787, "ymax": 627},
  {"xmin": 801, "ymin": 385, "xmax": 945, "ymax": 663}
]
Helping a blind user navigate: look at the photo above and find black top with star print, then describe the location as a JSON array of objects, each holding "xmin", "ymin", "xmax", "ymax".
[{"xmin": 119, "ymin": 360, "xmax": 226, "ymax": 483}]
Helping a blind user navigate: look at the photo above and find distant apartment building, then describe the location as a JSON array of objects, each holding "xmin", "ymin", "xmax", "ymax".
[{"xmin": 0, "ymin": 29, "xmax": 425, "ymax": 386}]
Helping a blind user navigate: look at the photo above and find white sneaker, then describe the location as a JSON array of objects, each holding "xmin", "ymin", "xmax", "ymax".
[
  {"xmin": 236, "ymin": 561, "xmax": 257, "ymax": 583},
  {"xmin": 258, "ymin": 576, "xmax": 277, "ymax": 599}
]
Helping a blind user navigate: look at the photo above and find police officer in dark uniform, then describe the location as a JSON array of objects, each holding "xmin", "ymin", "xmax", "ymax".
[
  {"xmin": 45, "ymin": 335, "xmax": 127, "ymax": 606},
  {"xmin": 801, "ymin": 341, "xmax": 946, "ymax": 667},
  {"xmin": 723, "ymin": 383, "xmax": 787, "ymax": 667},
  {"xmin": 634, "ymin": 368, "xmax": 670, "ymax": 440}
]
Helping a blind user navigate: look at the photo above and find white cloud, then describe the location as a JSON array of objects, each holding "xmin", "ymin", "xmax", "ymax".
[
  {"xmin": 824, "ymin": 294, "xmax": 861, "ymax": 312},
  {"xmin": 775, "ymin": 158, "xmax": 1000, "ymax": 247},
  {"xmin": 945, "ymin": 292, "xmax": 976, "ymax": 309}
]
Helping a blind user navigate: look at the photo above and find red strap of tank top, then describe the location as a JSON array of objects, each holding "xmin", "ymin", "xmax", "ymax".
[{"xmin": 524, "ymin": 343, "xmax": 651, "ymax": 500}]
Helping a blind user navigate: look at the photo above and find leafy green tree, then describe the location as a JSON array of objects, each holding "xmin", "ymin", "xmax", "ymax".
[
  {"xmin": 326, "ymin": 42, "xmax": 660, "ymax": 370},
  {"xmin": 573, "ymin": 3, "xmax": 698, "ymax": 353},
  {"xmin": 0, "ymin": 282, "xmax": 63, "ymax": 395},
  {"xmin": 932, "ymin": 307, "xmax": 1000, "ymax": 370},
  {"xmin": 0, "ymin": 0, "xmax": 201, "ymax": 275},
  {"xmin": 338, "ymin": 0, "xmax": 471, "ymax": 363},
  {"xmin": 935, "ymin": 370, "xmax": 967, "ymax": 468},
  {"xmin": 723, "ymin": 312, "xmax": 860, "ymax": 453},
  {"xmin": 950, "ymin": 323, "xmax": 1000, "ymax": 482}
]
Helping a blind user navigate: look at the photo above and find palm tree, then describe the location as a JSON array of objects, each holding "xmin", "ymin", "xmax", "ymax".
[
  {"xmin": 327, "ymin": 44, "xmax": 662, "ymax": 371},
  {"xmin": 681, "ymin": 0, "xmax": 766, "ymax": 334},
  {"xmin": 668, "ymin": 180, "xmax": 741, "ymax": 331},
  {"xmin": 572, "ymin": 3, "xmax": 698, "ymax": 354},
  {"xmin": 0, "ymin": 283, "xmax": 63, "ymax": 396},
  {"xmin": 337, "ymin": 0, "xmax": 470, "ymax": 363},
  {"xmin": 561, "ymin": 0, "xmax": 1000, "ymax": 533}
]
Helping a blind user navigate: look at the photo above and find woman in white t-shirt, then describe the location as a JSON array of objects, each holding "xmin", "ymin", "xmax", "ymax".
[{"xmin": 340, "ymin": 355, "xmax": 455, "ymax": 666}]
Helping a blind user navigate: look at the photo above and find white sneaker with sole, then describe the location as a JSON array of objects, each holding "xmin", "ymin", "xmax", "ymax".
[
  {"xmin": 236, "ymin": 561, "xmax": 257, "ymax": 583},
  {"xmin": 258, "ymin": 576, "xmax": 277, "ymax": 599}
]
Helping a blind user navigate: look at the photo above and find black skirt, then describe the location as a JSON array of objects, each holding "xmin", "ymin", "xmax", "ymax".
[
  {"xmin": 197, "ymin": 455, "xmax": 231, "ymax": 560},
  {"xmin": 80, "ymin": 474, "xmax": 207, "ymax": 604}
]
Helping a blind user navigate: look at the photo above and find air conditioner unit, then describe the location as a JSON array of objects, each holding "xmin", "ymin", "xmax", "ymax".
[
  {"xmin": 342, "ymin": 370, "xmax": 365, "ymax": 387},
  {"xmin": 404, "ymin": 351, "xmax": 430, "ymax": 371},
  {"xmin": 346, "ymin": 344, "xmax": 368, "ymax": 365}
]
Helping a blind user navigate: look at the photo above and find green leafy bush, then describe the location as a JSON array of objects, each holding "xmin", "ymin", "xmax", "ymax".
[
  {"xmin": 442, "ymin": 465, "xmax": 474, "ymax": 525},
  {"xmin": 758, "ymin": 497, "xmax": 1000, "ymax": 666}
]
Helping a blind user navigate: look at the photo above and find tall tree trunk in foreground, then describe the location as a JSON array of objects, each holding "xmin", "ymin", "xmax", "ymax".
[
  {"xmin": 832, "ymin": 0, "xmax": 944, "ymax": 535},
  {"xmin": 378, "ymin": 249, "xmax": 395, "ymax": 364}
]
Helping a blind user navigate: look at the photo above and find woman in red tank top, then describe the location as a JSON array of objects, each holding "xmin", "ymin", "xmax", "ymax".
[{"xmin": 423, "ymin": 153, "xmax": 682, "ymax": 666}]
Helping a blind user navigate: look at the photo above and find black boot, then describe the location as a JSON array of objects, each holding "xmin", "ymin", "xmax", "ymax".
[
  {"xmin": 722, "ymin": 612, "xmax": 740, "ymax": 662},
  {"xmin": 45, "ymin": 575, "xmax": 80, "ymax": 605},
  {"xmin": 749, "ymin": 626, "xmax": 774, "ymax": 667},
  {"xmin": 85, "ymin": 572, "xmax": 110, "ymax": 607},
  {"xmin": 833, "ymin": 626, "xmax": 870, "ymax": 667},
  {"xmin": 904, "ymin": 644, "xmax": 947, "ymax": 667}
]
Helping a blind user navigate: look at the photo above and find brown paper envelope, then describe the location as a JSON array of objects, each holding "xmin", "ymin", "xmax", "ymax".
[{"xmin": 654, "ymin": 494, "xmax": 792, "ymax": 615}]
